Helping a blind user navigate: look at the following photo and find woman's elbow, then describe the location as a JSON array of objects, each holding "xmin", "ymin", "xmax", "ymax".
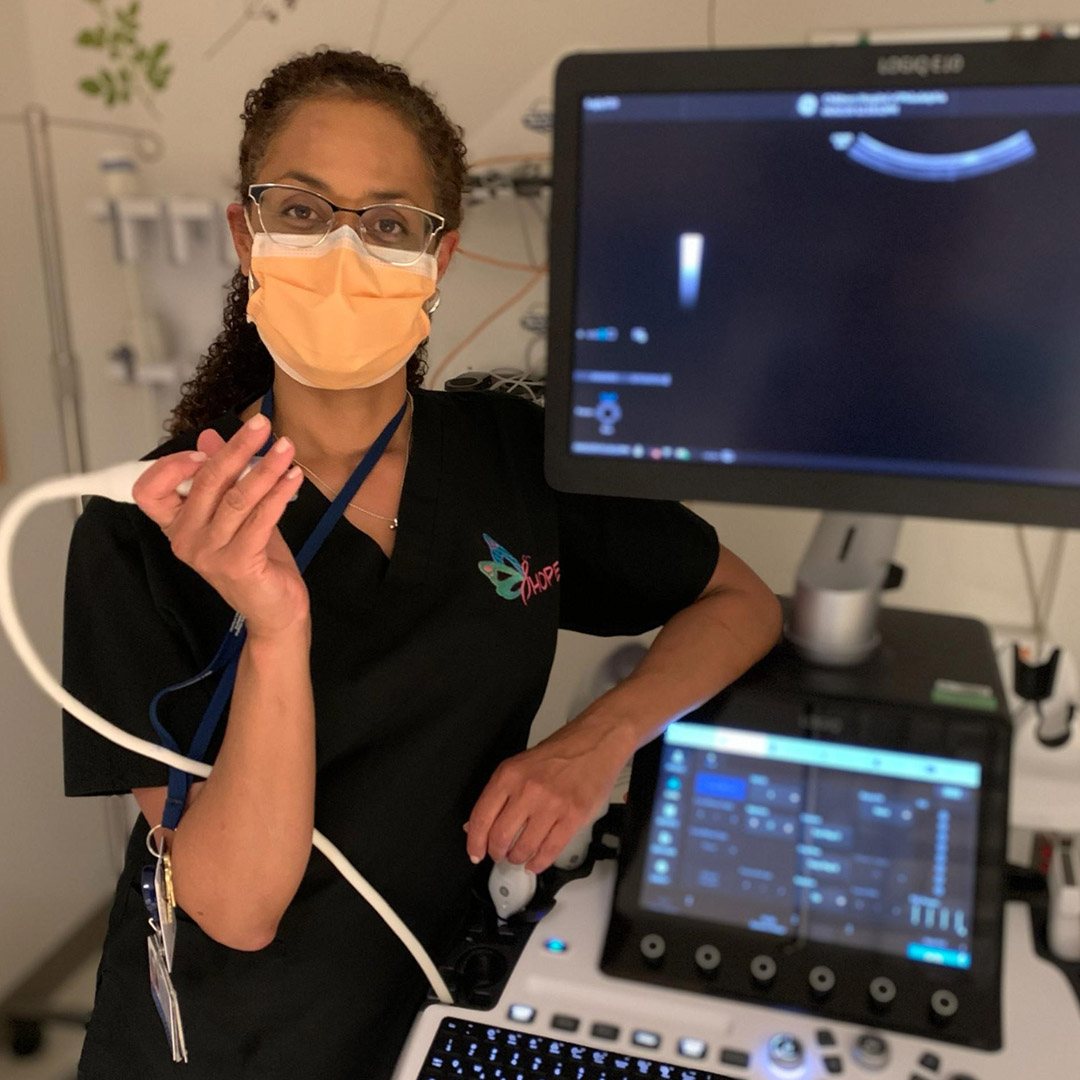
[
  {"xmin": 757, "ymin": 587, "xmax": 783, "ymax": 649},
  {"xmin": 196, "ymin": 912, "xmax": 281, "ymax": 953}
]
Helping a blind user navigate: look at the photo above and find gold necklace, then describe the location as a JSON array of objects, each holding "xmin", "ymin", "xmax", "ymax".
[{"xmin": 289, "ymin": 395, "xmax": 413, "ymax": 531}]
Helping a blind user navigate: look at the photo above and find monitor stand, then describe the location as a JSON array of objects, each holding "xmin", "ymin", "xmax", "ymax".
[{"xmin": 787, "ymin": 511, "xmax": 904, "ymax": 667}]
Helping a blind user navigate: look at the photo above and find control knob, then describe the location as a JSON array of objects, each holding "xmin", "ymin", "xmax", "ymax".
[
  {"xmin": 808, "ymin": 965, "xmax": 836, "ymax": 998},
  {"xmin": 750, "ymin": 954, "xmax": 777, "ymax": 987},
  {"xmin": 767, "ymin": 1033, "xmax": 804, "ymax": 1070},
  {"xmin": 639, "ymin": 933, "xmax": 666, "ymax": 965},
  {"xmin": 852, "ymin": 1033, "xmax": 890, "ymax": 1071},
  {"xmin": 930, "ymin": 988, "xmax": 960, "ymax": 1022},
  {"xmin": 868, "ymin": 976, "xmax": 897, "ymax": 1009},
  {"xmin": 694, "ymin": 944, "xmax": 722, "ymax": 976}
]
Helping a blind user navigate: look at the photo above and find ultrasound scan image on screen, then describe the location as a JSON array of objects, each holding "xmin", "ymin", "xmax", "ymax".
[
  {"xmin": 639, "ymin": 721, "xmax": 982, "ymax": 970},
  {"xmin": 570, "ymin": 85, "xmax": 1080, "ymax": 488}
]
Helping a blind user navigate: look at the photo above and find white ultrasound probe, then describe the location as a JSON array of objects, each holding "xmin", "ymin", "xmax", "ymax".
[
  {"xmin": 0, "ymin": 463, "xmax": 452, "ymax": 1004},
  {"xmin": 488, "ymin": 861, "xmax": 538, "ymax": 920}
]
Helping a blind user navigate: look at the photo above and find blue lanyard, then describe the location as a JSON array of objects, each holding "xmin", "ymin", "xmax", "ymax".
[{"xmin": 150, "ymin": 389, "xmax": 408, "ymax": 830}]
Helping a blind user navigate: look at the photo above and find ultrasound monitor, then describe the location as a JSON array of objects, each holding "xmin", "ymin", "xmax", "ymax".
[{"xmin": 544, "ymin": 39, "xmax": 1080, "ymax": 530}]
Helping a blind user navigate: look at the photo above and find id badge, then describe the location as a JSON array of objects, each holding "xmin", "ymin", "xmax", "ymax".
[
  {"xmin": 154, "ymin": 851, "xmax": 177, "ymax": 972},
  {"xmin": 147, "ymin": 935, "xmax": 188, "ymax": 1063},
  {"xmin": 142, "ymin": 853, "xmax": 176, "ymax": 972}
]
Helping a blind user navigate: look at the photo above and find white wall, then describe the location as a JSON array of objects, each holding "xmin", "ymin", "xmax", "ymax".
[
  {"xmin": 0, "ymin": 2, "xmax": 116, "ymax": 1000},
  {"xmin": 1, "ymin": 0, "xmax": 1078, "ymax": 989}
]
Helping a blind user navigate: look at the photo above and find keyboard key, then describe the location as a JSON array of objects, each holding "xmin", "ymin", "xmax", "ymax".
[
  {"xmin": 419, "ymin": 1017, "xmax": 742, "ymax": 1079},
  {"xmin": 679, "ymin": 1037, "xmax": 708, "ymax": 1059}
]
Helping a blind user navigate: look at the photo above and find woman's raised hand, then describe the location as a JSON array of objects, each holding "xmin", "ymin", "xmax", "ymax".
[{"xmin": 132, "ymin": 414, "xmax": 309, "ymax": 639}]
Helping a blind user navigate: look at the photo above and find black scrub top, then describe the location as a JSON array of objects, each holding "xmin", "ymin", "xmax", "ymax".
[{"xmin": 62, "ymin": 388, "xmax": 719, "ymax": 1080}]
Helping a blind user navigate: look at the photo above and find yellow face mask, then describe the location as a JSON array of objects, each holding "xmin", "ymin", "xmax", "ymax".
[{"xmin": 246, "ymin": 226, "xmax": 438, "ymax": 390}]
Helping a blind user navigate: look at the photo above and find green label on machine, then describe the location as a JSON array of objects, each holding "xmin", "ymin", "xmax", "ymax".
[{"xmin": 931, "ymin": 678, "xmax": 999, "ymax": 712}]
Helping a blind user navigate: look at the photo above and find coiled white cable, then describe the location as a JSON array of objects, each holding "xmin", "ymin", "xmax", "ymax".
[{"xmin": 0, "ymin": 463, "xmax": 452, "ymax": 1004}]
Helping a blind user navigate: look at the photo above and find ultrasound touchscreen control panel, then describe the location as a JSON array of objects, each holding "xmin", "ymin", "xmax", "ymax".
[
  {"xmin": 640, "ymin": 724, "xmax": 980, "ymax": 972},
  {"xmin": 602, "ymin": 684, "xmax": 1010, "ymax": 1050}
]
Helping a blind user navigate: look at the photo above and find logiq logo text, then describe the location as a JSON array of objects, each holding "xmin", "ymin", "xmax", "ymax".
[{"xmin": 877, "ymin": 53, "xmax": 966, "ymax": 78}]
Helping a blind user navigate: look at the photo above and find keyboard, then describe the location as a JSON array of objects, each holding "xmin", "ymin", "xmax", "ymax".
[{"xmin": 415, "ymin": 1017, "xmax": 740, "ymax": 1079}]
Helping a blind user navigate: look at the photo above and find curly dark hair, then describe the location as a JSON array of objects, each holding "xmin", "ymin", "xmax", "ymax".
[{"xmin": 167, "ymin": 49, "xmax": 468, "ymax": 437}]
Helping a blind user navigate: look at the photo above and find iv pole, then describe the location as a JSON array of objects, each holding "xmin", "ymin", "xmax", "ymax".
[
  {"xmin": 0, "ymin": 106, "xmax": 164, "ymax": 490},
  {"xmin": 0, "ymin": 109, "xmax": 165, "ymax": 1056}
]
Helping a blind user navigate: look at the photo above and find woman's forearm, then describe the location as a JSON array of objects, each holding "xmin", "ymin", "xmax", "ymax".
[
  {"xmin": 464, "ymin": 553, "xmax": 782, "ymax": 870},
  {"xmin": 169, "ymin": 617, "xmax": 316, "ymax": 951},
  {"xmin": 572, "ymin": 573, "xmax": 782, "ymax": 753}
]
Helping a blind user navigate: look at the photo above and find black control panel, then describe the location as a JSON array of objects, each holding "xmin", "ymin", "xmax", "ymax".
[{"xmin": 602, "ymin": 608, "xmax": 1011, "ymax": 1051}]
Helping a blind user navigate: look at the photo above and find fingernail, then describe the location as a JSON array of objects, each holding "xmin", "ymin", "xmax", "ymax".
[
  {"xmin": 286, "ymin": 466, "xmax": 302, "ymax": 480},
  {"xmin": 189, "ymin": 451, "xmax": 207, "ymax": 463},
  {"xmin": 469, "ymin": 855, "xmax": 481, "ymax": 864},
  {"xmin": 273, "ymin": 436, "xmax": 293, "ymax": 454},
  {"xmin": 462, "ymin": 823, "xmax": 470, "ymax": 832},
  {"xmin": 246, "ymin": 413, "xmax": 269, "ymax": 431}
]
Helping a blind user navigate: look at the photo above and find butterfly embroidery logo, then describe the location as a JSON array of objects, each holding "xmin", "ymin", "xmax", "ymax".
[{"xmin": 478, "ymin": 533, "xmax": 559, "ymax": 606}]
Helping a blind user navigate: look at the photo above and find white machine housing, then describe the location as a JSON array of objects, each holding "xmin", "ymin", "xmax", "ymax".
[{"xmin": 393, "ymin": 861, "xmax": 1080, "ymax": 1080}]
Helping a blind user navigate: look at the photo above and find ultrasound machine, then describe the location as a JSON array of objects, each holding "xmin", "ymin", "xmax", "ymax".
[{"xmin": 393, "ymin": 38, "xmax": 1080, "ymax": 1080}]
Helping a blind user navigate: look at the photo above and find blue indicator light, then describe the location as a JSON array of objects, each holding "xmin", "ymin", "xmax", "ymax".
[
  {"xmin": 694, "ymin": 773, "xmax": 748, "ymax": 801},
  {"xmin": 906, "ymin": 942, "xmax": 971, "ymax": 969},
  {"xmin": 545, "ymin": 938, "xmax": 569, "ymax": 954}
]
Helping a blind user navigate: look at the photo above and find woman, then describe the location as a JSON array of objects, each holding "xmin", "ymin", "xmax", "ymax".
[{"xmin": 61, "ymin": 49, "xmax": 781, "ymax": 1079}]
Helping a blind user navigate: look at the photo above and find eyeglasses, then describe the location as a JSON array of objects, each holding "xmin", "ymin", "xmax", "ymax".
[{"xmin": 247, "ymin": 183, "xmax": 446, "ymax": 266}]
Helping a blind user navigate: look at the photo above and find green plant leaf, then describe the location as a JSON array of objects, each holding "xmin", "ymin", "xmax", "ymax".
[
  {"xmin": 79, "ymin": 2, "xmax": 173, "ymax": 113},
  {"xmin": 147, "ymin": 62, "xmax": 173, "ymax": 90}
]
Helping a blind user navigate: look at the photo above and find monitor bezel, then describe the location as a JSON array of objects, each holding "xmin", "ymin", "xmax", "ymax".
[{"xmin": 545, "ymin": 39, "xmax": 1080, "ymax": 527}]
